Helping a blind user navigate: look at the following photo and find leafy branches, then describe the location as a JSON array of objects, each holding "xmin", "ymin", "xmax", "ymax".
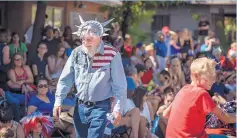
[{"xmin": 100, "ymin": 1, "xmax": 187, "ymax": 43}]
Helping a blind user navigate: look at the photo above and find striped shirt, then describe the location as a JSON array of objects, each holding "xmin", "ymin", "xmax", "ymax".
[{"xmin": 55, "ymin": 42, "xmax": 127, "ymax": 113}]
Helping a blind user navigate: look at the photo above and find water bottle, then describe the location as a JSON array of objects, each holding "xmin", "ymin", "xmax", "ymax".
[
  {"xmin": 106, "ymin": 113, "xmax": 115, "ymax": 124},
  {"xmin": 104, "ymin": 113, "xmax": 115, "ymax": 135}
]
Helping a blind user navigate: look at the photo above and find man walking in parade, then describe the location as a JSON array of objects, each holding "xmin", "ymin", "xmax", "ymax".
[{"xmin": 53, "ymin": 16, "xmax": 127, "ymax": 138}]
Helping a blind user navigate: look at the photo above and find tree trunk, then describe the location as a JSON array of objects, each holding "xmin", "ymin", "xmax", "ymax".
[
  {"xmin": 28, "ymin": 1, "xmax": 47, "ymax": 64},
  {"xmin": 215, "ymin": 8, "xmax": 227, "ymax": 52},
  {"xmin": 121, "ymin": 1, "xmax": 132, "ymax": 39}
]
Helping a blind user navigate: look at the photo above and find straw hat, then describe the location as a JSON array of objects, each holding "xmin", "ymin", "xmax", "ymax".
[
  {"xmin": 59, "ymin": 107, "xmax": 74, "ymax": 124},
  {"xmin": 145, "ymin": 43, "xmax": 154, "ymax": 51}
]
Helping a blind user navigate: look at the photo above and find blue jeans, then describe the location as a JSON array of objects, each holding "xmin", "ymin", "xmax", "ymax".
[
  {"xmin": 5, "ymin": 91, "xmax": 25, "ymax": 105},
  {"xmin": 73, "ymin": 99, "xmax": 111, "ymax": 138}
]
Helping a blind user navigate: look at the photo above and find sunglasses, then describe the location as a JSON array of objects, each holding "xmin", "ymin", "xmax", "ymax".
[
  {"xmin": 37, "ymin": 84, "xmax": 48, "ymax": 88},
  {"xmin": 14, "ymin": 58, "xmax": 22, "ymax": 61}
]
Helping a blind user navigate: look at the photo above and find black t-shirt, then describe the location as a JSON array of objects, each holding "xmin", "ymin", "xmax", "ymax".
[
  {"xmin": 31, "ymin": 55, "xmax": 48, "ymax": 78},
  {"xmin": 0, "ymin": 71, "xmax": 9, "ymax": 91},
  {"xmin": 198, "ymin": 21, "xmax": 209, "ymax": 36},
  {"xmin": 41, "ymin": 38, "xmax": 60, "ymax": 56}
]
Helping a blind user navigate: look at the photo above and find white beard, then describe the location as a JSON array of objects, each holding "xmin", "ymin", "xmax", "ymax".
[{"xmin": 82, "ymin": 45, "xmax": 98, "ymax": 58}]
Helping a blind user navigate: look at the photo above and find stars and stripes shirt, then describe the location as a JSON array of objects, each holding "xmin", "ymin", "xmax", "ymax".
[{"xmin": 54, "ymin": 42, "xmax": 127, "ymax": 113}]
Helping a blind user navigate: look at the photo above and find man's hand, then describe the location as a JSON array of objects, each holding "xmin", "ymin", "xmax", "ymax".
[
  {"xmin": 112, "ymin": 111, "xmax": 122, "ymax": 126},
  {"xmin": 53, "ymin": 106, "xmax": 62, "ymax": 121},
  {"xmin": 0, "ymin": 88, "xmax": 5, "ymax": 97}
]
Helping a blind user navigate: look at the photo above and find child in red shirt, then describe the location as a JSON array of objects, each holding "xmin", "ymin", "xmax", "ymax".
[{"xmin": 164, "ymin": 57, "xmax": 236, "ymax": 138}]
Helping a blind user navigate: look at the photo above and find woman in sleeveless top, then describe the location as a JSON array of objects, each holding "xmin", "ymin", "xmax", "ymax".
[
  {"xmin": 8, "ymin": 32, "xmax": 28, "ymax": 64},
  {"xmin": 7, "ymin": 53, "xmax": 34, "ymax": 94},
  {"xmin": 179, "ymin": 28, "xmax": 194, "ymax": 60}
]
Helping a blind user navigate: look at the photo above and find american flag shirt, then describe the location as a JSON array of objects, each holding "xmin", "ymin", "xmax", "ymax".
[{"xmin": 55, "ymin": 42, "xmax": 127, "ymax": 113}]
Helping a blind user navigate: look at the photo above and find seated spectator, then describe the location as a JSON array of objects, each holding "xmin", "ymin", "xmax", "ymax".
[
  {"xmin": 7, "ymin": 53, "xmax": 34, "ymax": 94},
  {"xmin": 220, "ymin": 50, "xmax": 236, "ymax": 71},
  {"xmin": 27, "ymin": 78, "xmax": 55, "ymax": 115},
  {"xmin": 206, "ymin": 31, "xmax": 220, "ymax": 46},
  {"xmin": 212, "ymin": 48, "xmax": 222, "ymax": 70},
  {"xmin": 149, "ymin": 70, "xmax": 171, "ymax": 97},
  {"xmin": 41, "ymin": 26, "xmax": 60, "ymax": 56},
  {"xmin": 0, "ymin": 29, "xmax": 11, "ymax": 83},
  {"xmin": 21, "ymin": 111, "xmax": 54, "ymax": 138},
  {"xmin": 117, "ymin": 77, "xmax": 140, "ymax": 138},
  {"xmin": 131, "ymin": 47, "xmax": 144, "ymax": 66},
  {"xmin": 48, "ymin": 45, "xmax": 67, "ymax": 81},
  {"xmin": 200, "ymin": 37, "xmax": 214, "ymax": 57},
  {"xmin": 144, "ymin": 43, "xmax": 158, "ymax": 71},
  {"xmin": 27, "ymin": 78, "xmax": 75, "ymax": 137},
  {"xmin": 182, "ymin": 55, "xmax": 193, "ymax": 84},
  {"xmin": 0, "ymin": 80, "xmax": 22, "ymax": 122},
  {"xmin": 155, "ymin": 87, "xmax": 175, "ymax": 136},
  {"xmin": 169, "ymin": 57, "xmax": 185, "ymax": 92},
  {"xmin": 134, "ymin": 64, "xmax": 147, "ymax": 87},
  {"xmin": 31, "ymin": 43, "xmax": 52, "ymax": 84},
  {"xmin": 8, "ymin": 32, "xmax": 27, "ymax": 64},
  {"xmin": 141, "ymin": 58, "xmax": 155, "ymax": 86},
  {"xmin": 157, "ymin": 87, "xmax": 175, "ymax": 113},
  {"xmin": 62, "ymin": 26, "xmax": 74, "ymax": 47},
  {"xmin": 131, "ymin": 86, "xmax": 157, "ymax": 138},
  {"xmin": 53, "ymin": 28, "xmax": 60, "ymax": 40},
  {"xmin": 0, "ymin": 106, "xmax": 25, "ymax": 138},
  {"xmin": 209, "ymin": 71, "xmax": 236, "ymax": 100}
]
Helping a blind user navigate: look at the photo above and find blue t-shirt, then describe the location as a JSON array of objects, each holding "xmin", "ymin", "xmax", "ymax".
[
  {"xmin": 28, "ymin": 92, "xmax": 55, "ymax": 116},
  {"xmin": 66, "ymin": 48, "xmax": 72, "ymax": 57},
  {"xmin": 200, "ymin": 44, "xmax": 208, "ymax": 52},
  {"xmin": 210, "ymin": 82, "xmax": 230, "ymax": 97},
  {"xmin": 170, "ymin": 43, "xmax": 180, "ymax": 55},
  {"xmin": 154, "ymin": 40, "xmax": 167, "ymax": 58}
]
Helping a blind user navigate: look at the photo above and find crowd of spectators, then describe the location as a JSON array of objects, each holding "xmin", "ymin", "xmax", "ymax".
[{"xmin": 0, "ymin": 15, "xmax": 235, "ymax": 138}]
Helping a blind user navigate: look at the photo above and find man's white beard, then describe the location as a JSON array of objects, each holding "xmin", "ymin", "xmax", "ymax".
[{"xmin": 82, "ymin": 45, "xmax": 98, "ymax": 58}]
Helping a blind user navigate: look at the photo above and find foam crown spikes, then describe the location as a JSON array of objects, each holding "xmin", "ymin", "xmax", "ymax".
[{"xmin": 72, "ymin": 15, "xmax": 114, "ymax": 38}]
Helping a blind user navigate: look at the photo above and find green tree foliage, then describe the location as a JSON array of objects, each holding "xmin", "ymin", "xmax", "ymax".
[{"xmin": 100, "ymin": 0, "xmax": 186, "ymax": 44}]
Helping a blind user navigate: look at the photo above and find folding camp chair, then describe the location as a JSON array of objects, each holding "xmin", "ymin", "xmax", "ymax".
[{"xmin": 104, "ymin": 125, "xmax": 132, "ymax": 138}]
